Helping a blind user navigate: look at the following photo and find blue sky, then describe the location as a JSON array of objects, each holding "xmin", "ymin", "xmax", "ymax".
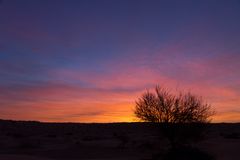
[{"xmin": 0, "ymin": 0, "xmax": 240, "ymax": 122}]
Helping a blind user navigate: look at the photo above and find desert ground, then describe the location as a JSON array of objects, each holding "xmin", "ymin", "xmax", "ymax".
[{"xmin": 0, "ymin": 120, "xmax": 239, "ymax": 160}]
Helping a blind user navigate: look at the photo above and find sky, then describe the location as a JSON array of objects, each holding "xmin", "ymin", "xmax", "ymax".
[{"xmin": 0, "ymin": 0, "xmax": 240, "ymax": 123}]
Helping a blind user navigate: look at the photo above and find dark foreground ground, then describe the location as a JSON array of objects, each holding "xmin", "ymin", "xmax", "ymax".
[{"xmin": 0, "ymin": 120, "xmax": 239, "ymax": 160}]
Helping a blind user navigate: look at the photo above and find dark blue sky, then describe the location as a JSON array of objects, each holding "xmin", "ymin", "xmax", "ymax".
[{"xmin": 0, "ymin": 0, "xmax": 240, "ymax": 122}]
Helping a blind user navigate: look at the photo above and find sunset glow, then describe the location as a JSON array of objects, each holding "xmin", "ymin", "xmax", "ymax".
[{"xmin": 0, "ymin": 0, "xmax": 240, "ymax": 122}]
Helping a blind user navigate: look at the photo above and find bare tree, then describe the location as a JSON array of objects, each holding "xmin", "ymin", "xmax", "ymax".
[{"xmin": 134, "ymin": 86, "xmax": 214, "ymax": 148}]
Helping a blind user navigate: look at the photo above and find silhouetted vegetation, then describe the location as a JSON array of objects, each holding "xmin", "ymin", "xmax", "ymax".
[
  {"xmin": 134, "ymin": 86, "xmax": 214, "ymax": 149},
  {"xmin": 0, "ymin": 120, "xmax": 239, "ymax": 159}
]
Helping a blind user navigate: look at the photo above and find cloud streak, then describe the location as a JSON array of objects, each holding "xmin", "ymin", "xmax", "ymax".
[{"xmin": 0, "ymin": 0, "xmax": 240, "ymax": 122}]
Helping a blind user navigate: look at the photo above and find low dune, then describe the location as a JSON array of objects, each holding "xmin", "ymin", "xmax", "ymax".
[{"xmin": 0, "ymin": 120, "xmax": 239, "ymax": 160}]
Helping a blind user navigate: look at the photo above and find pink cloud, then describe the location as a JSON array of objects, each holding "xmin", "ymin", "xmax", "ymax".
[{"xmin": 44, "ymin": 46, "xmax": 240, "ymax": 122}]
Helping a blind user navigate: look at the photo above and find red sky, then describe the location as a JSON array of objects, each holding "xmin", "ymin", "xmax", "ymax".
[{"xmin": 0, "ymin": 0, "xmax": 240, "ymax": 122}]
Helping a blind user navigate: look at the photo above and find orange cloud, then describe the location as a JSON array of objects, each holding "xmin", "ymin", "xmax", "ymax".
[{"xmin": 1, "ymin": 44, "xmax": 240, "ymax": 123}]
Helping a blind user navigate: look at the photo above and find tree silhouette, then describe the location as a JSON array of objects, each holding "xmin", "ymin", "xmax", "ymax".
[{"xmin": 134, "ymin": 86, "xmax": 214, "ymax": 148}]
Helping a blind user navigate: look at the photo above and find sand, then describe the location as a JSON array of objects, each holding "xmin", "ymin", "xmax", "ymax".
[{"xmin": 0, "ymin": 120, "xmax": 239, "ymax": 160}]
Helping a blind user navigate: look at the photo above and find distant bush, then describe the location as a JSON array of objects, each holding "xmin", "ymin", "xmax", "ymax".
[{"xmin": 134, "ymin": 86, "xmax": 214, "ymax": 148}]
